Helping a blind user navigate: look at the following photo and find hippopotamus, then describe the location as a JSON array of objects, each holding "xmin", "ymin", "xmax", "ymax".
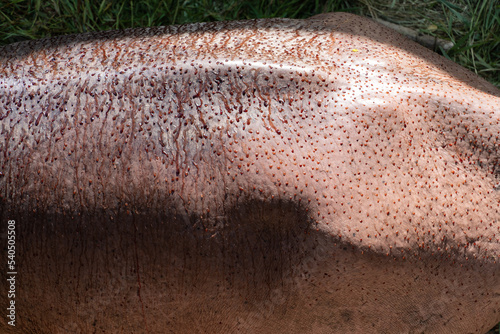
[{"xmin": 1, "ymin": 12, "xmax": 499, "ymax": 334}]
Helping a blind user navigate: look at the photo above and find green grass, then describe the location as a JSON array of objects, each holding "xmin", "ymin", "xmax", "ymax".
[
  {"xmin": 439, "ymin": 0, "xmax": 500, "ymax": 88},
  {"xmin": 0, "ymin": 0, "xmax": 351, "ymax": 42},
  {"xmin": 0, "ymin": 0, "xmax": 498, "ymax": 332}
]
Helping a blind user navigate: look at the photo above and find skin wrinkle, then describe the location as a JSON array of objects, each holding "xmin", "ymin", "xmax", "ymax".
[{"xmin": 0, "ymin": 12, "xmax": 499, "ymax": 334}]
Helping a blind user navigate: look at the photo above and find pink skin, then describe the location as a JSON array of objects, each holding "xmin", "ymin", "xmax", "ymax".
[{"xmin": 1, "ymin": 12, "xmax": 499, "ymax": 333}]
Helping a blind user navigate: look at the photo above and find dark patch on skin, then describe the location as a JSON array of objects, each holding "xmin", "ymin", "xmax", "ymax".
[
  {"xmin": 340, "ymin": 309, "xmax": 352, "ymax": 323},
  {"xmin": 8, "ymin": 198, "xmax": 314, "ymax": 293}
]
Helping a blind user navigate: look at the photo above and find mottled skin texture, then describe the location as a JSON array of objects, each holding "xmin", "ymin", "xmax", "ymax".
[{"xmin": 1, "ymin": 12, "xmax": 500, "ymax": 333}]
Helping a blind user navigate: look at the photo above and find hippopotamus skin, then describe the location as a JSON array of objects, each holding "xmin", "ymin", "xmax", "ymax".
[{"xmin": 0, "ymin": 12, "xmax": 499, "ymax": 333}]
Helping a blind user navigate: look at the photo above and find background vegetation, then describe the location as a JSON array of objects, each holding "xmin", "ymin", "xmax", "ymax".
[{"xmin": 0, "ymin": 0, "xmax": 498, "ymax": 332}]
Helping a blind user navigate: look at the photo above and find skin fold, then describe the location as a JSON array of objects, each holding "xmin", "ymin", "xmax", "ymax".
[{"xmin": 1, "ymin": 12, "xmax": 499, "ymax": 333}]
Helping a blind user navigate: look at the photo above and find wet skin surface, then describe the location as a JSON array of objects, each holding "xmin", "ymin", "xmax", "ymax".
[{"xmin": 1, "ymin": 12, "xmax": 500, "ymax": 333}]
